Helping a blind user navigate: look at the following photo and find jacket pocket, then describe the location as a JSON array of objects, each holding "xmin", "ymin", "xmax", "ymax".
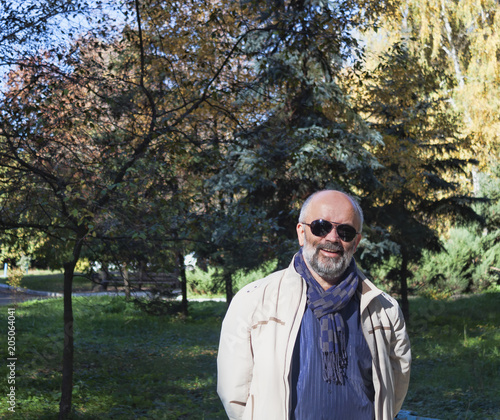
[{"xmin": 242, "ymin": 394, "xmax": 254, "ymax": 420}]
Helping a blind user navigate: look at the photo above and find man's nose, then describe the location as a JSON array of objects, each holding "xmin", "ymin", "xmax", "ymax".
[{"xmin": 324, "ymin": 225, "xmax": 341, "ymax": 242}]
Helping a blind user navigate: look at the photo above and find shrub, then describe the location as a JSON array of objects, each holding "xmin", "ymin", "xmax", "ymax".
[
  {"xmin": 473, "ymin": 229, "xmax": 500, "ymax": 289},
  {"xmin": 16, "ymin": 254, "xmax": 31, "ymax": 273},
  {"xmin": 186, "ymin": 265, "xmax": 221, "ymax": 295},
  {"xmin": 186, "ymin": 260, "xmax": 278, "ymax": 296},
  {"xmin": 412, "ymin": 227, "xmax": 496, "ymax": 294},
  {"xmin": 7, "ymin": 267, "xmax": 24, "ymax": 289}
]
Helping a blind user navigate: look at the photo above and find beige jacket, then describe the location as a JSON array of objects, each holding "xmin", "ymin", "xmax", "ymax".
[{"xmin": 217, "ymin": 257, "xmax": 411, "ymax": 420}]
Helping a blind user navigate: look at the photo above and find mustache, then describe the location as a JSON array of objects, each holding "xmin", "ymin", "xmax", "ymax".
[{"xmin": 317, "ymin": 242, "xmax": 344, "ymax": 253}]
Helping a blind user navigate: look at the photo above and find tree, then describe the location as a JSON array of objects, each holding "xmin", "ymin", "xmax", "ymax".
[
  {"xmin": 199, "ymin": 0, "xmax": 391, "ymax": 303},
  {"xmin": 0, "ymin": 0, "xmax": 113, "ymax": 81},
  {"xmin": 4, "ymin": 0, "xmax": 491, "ymax": 415},
  {"xmin": 0, "ymin": 0, "xmax": 259, "ymax": 414},
  {"xmin": 0, "ymin": 45, "xmax": 165, "ymax": 416},
  {"xmin": 352, "ymin": 44, "xmax": 482, "ymax": 320},
  {"xmin": 363, "ymin": 0, "xmax": 500, "ymax": 173}
]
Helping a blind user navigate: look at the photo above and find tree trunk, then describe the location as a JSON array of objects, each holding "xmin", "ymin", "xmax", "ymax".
[
  {"xmin": 59, "ymin": 236, "xmax": 85, "ymax": 419},
  {"xmin": 177, "ymin": 251, "xmax": 188, "ymax": 317},
  {"xmin": 440, "ymin": 0, "xmax": 465, "ymax": 89},
  {"xmin": 400, "ymin": 250, "xmax": 410, "ymax": 323},
  {"xmin": 121, "ymin": 263, "xmax": 131, "ymax": 300},
  {"xmin": 224, "ymin": 271, "xmax": 233, "ymax": 306}
]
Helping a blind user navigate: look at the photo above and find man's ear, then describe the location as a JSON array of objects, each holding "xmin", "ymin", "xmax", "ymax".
[{"xmin": 297, "ymin": 223, "xmax": 305, "ymax": 247}]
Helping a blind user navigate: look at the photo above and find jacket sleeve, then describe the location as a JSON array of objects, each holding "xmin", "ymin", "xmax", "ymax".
[
  {"xmin": 389, "ymin": 303, "xmax": 411, "ymax": 416},
  {"xmin": 217, "ymin": 289, "xmax": 255, "ymax": 420}
]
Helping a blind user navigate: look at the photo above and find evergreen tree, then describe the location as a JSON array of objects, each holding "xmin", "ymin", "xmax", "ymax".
[
  {"xmin": 204, "ymin": 0, "xmax": 387, "ymax": 300},
  {"xmin": 353, "ymin": 44, "xmax": 482, "ymax": 319}
]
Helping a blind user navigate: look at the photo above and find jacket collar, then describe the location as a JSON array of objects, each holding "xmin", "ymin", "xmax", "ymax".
[
  {"xmin": 356, "ymin": 271, "xmax": 384, "ymax": 314},
  {"xmin": 290, "ymin": 253, "xmax": 383, "ymax": 312}
]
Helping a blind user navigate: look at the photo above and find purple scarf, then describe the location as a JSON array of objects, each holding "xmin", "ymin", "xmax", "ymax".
[{"xmin": 294, "ymin": 249, "xmax": 359, "ymax": 384}]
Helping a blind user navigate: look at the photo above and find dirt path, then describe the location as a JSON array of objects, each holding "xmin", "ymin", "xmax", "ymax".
[
  {"xmin": 0, "ymin": 283, "xmax": 224, "ymax": 307},
  {"xmin": 0, "ymin": 284, "xmax": 163, "ymax": 306},
  {"xmin": 0, "ymin": 287, "xmax": 53, "ymax": 306}
]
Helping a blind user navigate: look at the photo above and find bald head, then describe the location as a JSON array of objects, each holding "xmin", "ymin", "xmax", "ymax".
[
  {"xmin": 296, "ymin": 190, "xmax": 363, "ymax": 287},
  {"xmin": 298, "ymin": 190, "xmax": 363, "ymax": 232}
]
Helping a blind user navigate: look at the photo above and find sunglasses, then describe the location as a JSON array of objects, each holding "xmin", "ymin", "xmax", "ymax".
[{"xmin": 302, "ymin": 219, "xmax": 360, "ymax": 242}]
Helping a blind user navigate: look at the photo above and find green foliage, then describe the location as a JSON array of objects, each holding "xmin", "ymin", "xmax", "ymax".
[
  {"xmin": 363, "ymin": 254, "xmax": 399, "ymax": 293},
  {"xmin": 412, "ymin": 227, "xmax": 498, "ymax": 294},
  {"xmin": 6, "ymin": 267, "xmax": 23, "ymax": 289},
  {"xmin": 186, "ymin": 260, "xmax": 278, "ymax": 295},
  {"xmin": 196, "ymin": 0, "xmax": 393, "ymax": 301},
  {"xmin": 474, "ymin": 163, "xmax": 500, "ymax": 231},
  {"xmin": 15, "ymin": 254, "xmax": 30, "ymax": 273},
  {"xmin": 358, "ymin": 43, "xmax": 478, "ymax": 245},
  {"xmin": 186, "ymin": 266, "xmax": 220, "ymax": 295},
  {"xmin": 473, "ymin": 230, "xmax": 500, "ymax": 290},
  {"xmin": 413, "ymin": 228, "xmax": 477, "ymax": 293},
  {"xmin": 412, "ymin": 162, "xmax": 500, "ymax": 295}
]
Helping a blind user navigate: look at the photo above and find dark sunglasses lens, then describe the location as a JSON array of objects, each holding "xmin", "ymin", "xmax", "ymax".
[
  {"xmin": 336, "ymin": 224, "xmax": 357, "ymax": 242},
  {"xmin": 310, "ymin": 220, "xmax": 334, "ymax": 237},
  {"xmin": 309, "ymin": 220, "xmax": 357, "ymax": 241}
]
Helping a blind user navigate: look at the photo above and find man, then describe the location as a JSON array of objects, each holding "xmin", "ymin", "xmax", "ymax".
[{"xmin": 217, "ymin": 190, "xmax": 411, "ymax": 420}]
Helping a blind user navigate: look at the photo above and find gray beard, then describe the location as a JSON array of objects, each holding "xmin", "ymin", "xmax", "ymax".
[{"xmin": 302, "ymin": 241, "xmax": 354, "ymax": 282}]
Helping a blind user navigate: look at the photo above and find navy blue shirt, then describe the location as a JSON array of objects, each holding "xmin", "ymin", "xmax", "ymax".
[{"xmin": 290, "ymin": 293, "xmax": 375, "ymax": 420}]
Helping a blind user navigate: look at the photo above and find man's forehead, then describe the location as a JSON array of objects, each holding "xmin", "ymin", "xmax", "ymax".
[
  {"xmin": 306, "ymin": 192, "xmax": 359, "ymax": 224},
  {"xmin": 308, "ymin": 191, "xmax": 352, "ymax": 210}
]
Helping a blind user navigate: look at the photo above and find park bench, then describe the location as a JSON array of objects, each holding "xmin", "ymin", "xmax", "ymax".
[{"xmin": 92, "ymin": 270, "xmax": 181, "ymax": 296}]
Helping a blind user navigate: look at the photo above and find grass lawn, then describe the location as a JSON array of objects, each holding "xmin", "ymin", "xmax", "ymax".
[
  {"xmin": 405, "ymin": 292, "xmax": 500, "ymax": 419},
  {"xmin": 0, "ymin": 292, "xmax": 498, "ymax": 419},
  {"xmin": 1, "ymin": 297, "xmax": 227, "ymax": 419}
]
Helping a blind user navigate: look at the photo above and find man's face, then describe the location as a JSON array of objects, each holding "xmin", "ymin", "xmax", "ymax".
[
  {"xmin": 301, "ymin": 231, "xmax": 358, "ymax": 283},
  {"xmin": 297, "ymin": 191, "xmax": 362, "ymax": 284}
]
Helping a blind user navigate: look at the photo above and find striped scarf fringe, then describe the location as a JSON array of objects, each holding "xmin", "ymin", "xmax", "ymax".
[{"xmin": 294, "ymin": 249, "xmax": 359, "ymax": 384}]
